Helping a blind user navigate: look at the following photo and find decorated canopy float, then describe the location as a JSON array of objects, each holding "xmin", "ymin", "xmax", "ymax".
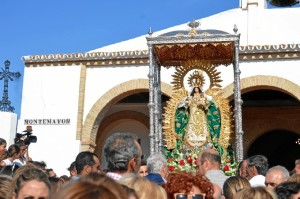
[{"xmin": 146, "ymin": 21, "xmax": 243, "ymax": 174}]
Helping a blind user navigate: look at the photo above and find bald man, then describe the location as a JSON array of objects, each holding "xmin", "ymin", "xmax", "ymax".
[
  {"xmin": 196, "ymin": 148, "xmax": 229, "ymax": 190},
  {"xmin": 265, "ymin": 165, "xmax": 290, "ymax": 189}
]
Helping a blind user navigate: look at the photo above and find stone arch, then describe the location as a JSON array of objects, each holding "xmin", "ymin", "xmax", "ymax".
[
  {"xmin": 222, "ymin": 75, "xmax": 300, "ymax": 101},
  {"xmin": 81, "ymin": 79, "xmax": 173, "ymax": 151},
  {"xmin": 222, "ymin": 75, "xmax": 300, "ymax": 157},
  {"xmin": 94, "ymin": 110, "xmax": 149, "ymax": 158}
]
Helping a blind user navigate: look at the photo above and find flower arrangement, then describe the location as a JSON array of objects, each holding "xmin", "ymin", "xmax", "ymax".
[
  {"xmin": 166, "ymin": 148, "xmax": 200, "ymax": 173},
  {"xmin": 165, "ymin": 146, "xmax": 238, "ymax": 176}
]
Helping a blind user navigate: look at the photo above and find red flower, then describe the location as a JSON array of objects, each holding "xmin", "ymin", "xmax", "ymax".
[
  {"xmin": 179, "ymin": 159, "xmax": 185, "ymax": 166},
  {"xmin": 187, "ymin": 156, "xmax": 193, "ymax": 164},
  {"xmin": 223, "ymin": 165, "xmax": 230, "ymax": 171},
  {"xmin": 168, "ymin": 166, "xmax": 175, "ymax": 172},
  {"xmin": 167, "ymin": 158, "xmax": 173, "ymax": 163}
]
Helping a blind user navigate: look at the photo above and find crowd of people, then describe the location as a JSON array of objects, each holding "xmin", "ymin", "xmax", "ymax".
[{"xmin": 0, "ymin": 134, "xmax": 300, "ymax": 199}]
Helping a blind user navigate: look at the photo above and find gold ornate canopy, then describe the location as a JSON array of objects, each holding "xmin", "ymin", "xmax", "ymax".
[{"xmin": 153, "ymin": 42, "xmax": 234, "ymax": 67}]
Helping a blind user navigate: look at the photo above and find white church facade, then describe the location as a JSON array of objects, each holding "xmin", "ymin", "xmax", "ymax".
[{"xmin": 18, "ymin": 0, "xmax": 300, "ymax": 175}]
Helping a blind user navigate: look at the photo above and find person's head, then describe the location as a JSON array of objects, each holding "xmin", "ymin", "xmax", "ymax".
[
  {"xmin": 236, "ymin": 186, "xmax": 277, "ymax": 199},
  {"xmin": 48, "ymin": 176, "xmax": 64, "ymax": 196},
  {"xmin": 7, "ymin": 144, "xmax": 21, "ymax": 159},
  {"xmin": 122, "ymin": 185, "xmax": 139, "ymax": 199},
  {"xmin": 46, "ymin": 168, "xmax": 57, "ymax": 177},
  {"xmin": 119, "ymin": 174, "xmax": 167, "ymax": 199},
  {"xmin": 275, "ymin": 181, "xmax": 300, "ymax": 199},
  {"xmin": 223, "ymin": 176, "xmax": 251, "ymax": 199},
  {"xmin": 51, "ymin": 172, "xmax": 127, "ymax": 199},
  {"xmin": 28, "ymin": 161, "xmax": 47, "ymax": 172},
  {"xmin": 288, "ymin": 174, "xmax": 300, "ymax": 183},
  {"xmin": 163, "ymin": 171, "xmax": 214, "ymax": 199},
  {"xmin": 59, "ymin": 175, "xmax": 69, "ymax": 183},
  {"xmin": 0, "ymin": 175, "xmax": 12, "ymax": 199},
  {"xmin": 196, "ymin": 148, "xmax": 221, "ymax": 175},
  {"xmin": 191, "ymin": 87, "xmax": 203, "ymax": 96},
  {"xmin": 238, "ymin": 160, "xmax": 249, "ymax": 179},
  {"xmin": 75, "ymin": 151, "xmax": 100, "ymax": 176},
  {"xmin": 104, "ymin": 132, "xmax": 142, "ymax": 174},
  {"xmin": 138, "ymin": 159, "xmax": 148, "ymax": 177},
  {"xmin": 0, "ymin": 151, "xmax": 7, "ymax": 161},
  {"xmin": 294, "ymin": 159, "xmax": 300, "ymax": 174},
  {"xmin": 247, "ymin": 155, "xmax": 268, "ymax": 180},
  {"xmin": 10, "ymin": 164, "xmax": 37, "ymax": 198},
  {"xmin": 67, "ymin": 161, "xmax": 77, "ymax": 177},
  {"xmin": 147, "ymin": 152, "xmax": 168, "ymax": 177},
  {"xmin": 13, "ymin": 168, "xmax": 51, "ymax": 199},
  {"xmin": 265, "ymin": 165, "xmax": 290, "ymax": 189},
  {"xmin": 15, "ymin": 142, "xmax": 27, "ymax": 158},
  {"xmin": 0, "ymin": 138, "xmax": 7, "ymax": 155}
]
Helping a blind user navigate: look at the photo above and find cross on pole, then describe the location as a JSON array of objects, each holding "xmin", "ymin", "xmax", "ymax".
[{"xmin": 0, "ymin": 60, "xmax": 21, "ymax": 112}]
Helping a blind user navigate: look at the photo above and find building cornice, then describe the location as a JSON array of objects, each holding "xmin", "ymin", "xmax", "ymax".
[{"xmin": 22, "ymin": 44, "xmax": 300, "ymax": 67}]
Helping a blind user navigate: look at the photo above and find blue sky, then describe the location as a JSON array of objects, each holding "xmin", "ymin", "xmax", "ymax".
[{"xmin": 0, "ymin": 0, "xmax": 293, "ymax": 117}]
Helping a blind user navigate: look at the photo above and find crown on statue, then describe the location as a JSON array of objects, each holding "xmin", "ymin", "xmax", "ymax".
[{"xmin": 188, "ymin": 70, "xmax": 205, "ymax": 89}]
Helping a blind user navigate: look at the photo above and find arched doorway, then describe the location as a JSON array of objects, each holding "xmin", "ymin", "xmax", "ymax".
[
  {"xmin": 240, "ymin": 89, "xmax": 300, "ymax": 171},
  {"xmin": 81, "ymin": 79, "xmax": 172, "ymax": 151},
  {"xmin": 95, "ymin": 92, "xmax": 170, "ymax": 168},
  {"xmin": 247, "ymin": 130, "xmax": 300, "ymax": 171}
]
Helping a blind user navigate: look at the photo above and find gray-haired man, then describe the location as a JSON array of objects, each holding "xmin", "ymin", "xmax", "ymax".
[
  {"xmin": 104, "ymin": 132, "xmax": 142, "ymax": 181},
  {"xmin": 145, "ymin": 152, "xmax": 168, "ymax": 185},
  {"xmin": 265, "ymin": 165, "xmax": 290, "ymax": 189}
]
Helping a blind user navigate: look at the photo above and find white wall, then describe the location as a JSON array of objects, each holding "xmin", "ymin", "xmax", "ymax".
[
  {"xmin": 0, "ymin": 112, "xmax": 17, "ymax": 145},
  {"xmin": 19, "ymin": 65, "xmax": 82, "ymax": 176},
  {"xmin": 92, "ymin": 5, "xmax": 300, "ymax": 51}
]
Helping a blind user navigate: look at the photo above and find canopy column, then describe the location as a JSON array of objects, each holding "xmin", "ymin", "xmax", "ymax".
[
  {"xmin": 148, "ymin": 44, "xmax": 156, "ymax": 154},
  {"xmin": 233, "ymin": 35, "xmax": 244, "ymax": 162},
  {"xmin": 155, "ymin": 65, "xmax": 163, "ymax": 153}
]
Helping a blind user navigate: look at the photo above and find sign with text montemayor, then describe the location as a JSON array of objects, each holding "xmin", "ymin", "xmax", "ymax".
[{"xmin": 24, "ymin": 119, "xmax": 71, "ymax": 125}]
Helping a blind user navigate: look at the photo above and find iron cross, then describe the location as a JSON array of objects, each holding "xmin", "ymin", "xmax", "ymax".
[{"xmin": 0, "ymin": 60, "xmax": 21, "ymax": 112}]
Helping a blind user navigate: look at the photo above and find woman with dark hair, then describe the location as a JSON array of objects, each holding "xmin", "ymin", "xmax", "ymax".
[
  {"xmin": 0, "ymin": 138, "xmax": 7, "ymax": 162},
  {"xmin": 163, "ymin": 171, "xmax": 215, "ymax": 199},
  {"xmin": 275, "ymin": 181, "xmax": 300, "ymax": 199},
  {"xmin": 0, "ymin": 144, "xmax": 20, "ymax": 166}
]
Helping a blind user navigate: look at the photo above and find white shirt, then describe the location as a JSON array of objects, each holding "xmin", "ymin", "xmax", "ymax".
[
  {"xmin": 2, "ymin": 159, "xmax": 13, "ymax": 166},
  {"xmin": 249, "ymin": 175, "xmax": 265, "ymax": 187},
  {"xmin": 13, "ymin": 158, "xmax": 26, "ymax": 167}
]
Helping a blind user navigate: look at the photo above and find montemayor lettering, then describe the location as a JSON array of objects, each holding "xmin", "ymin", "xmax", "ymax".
[{"xmin": 24, "ymin": 119, "xmax": 71, "ymax": 125}]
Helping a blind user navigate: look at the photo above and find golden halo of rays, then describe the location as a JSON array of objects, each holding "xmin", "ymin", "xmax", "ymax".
[{"xmin": 171, "ymin": 59, "xmax": 222, "ymax": 91}]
